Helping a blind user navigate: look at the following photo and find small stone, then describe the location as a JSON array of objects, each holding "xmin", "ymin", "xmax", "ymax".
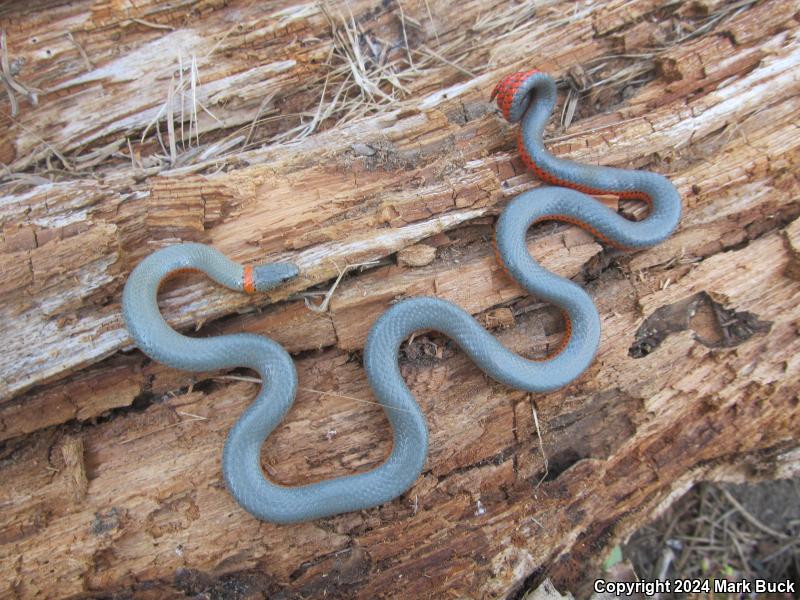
[
  {"xmin": 397, "ymin": 244, "xmax": 436, "ymax": 267},
  {"xmin": 351, "ymin": 143, "xmax": 376, "ymax": 157}
]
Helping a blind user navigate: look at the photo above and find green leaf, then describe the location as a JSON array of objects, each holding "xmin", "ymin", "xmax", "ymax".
[{"xmin": 604, "ymin": 546, "xmax": 623, "ymax": 571}]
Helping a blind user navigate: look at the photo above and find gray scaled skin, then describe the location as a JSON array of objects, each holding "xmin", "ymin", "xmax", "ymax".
[{"xmin": 121, "ymin": 71, "xmax": 681, "ymax": 524}]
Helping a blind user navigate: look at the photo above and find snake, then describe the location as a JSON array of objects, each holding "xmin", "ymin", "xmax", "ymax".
[{"xmin": 121, "ymin": 70, "xmax": 681, "ymax": 524}]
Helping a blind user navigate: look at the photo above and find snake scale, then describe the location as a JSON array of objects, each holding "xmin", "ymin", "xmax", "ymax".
[{"xmin": 122, "ymin": 70, "xmax": 681, "ymax": 523}]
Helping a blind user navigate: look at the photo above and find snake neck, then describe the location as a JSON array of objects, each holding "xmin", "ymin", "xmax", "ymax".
[{"xmin": 519, "ymin": 74, "xmax": 558, "ymax": 145}]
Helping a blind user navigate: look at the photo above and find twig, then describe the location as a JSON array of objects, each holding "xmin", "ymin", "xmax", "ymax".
[
  {"xmin": 728, "ymin": 530, "xmax": 752, "ymax": 578},
  {"xmin": 1, "ymin": 171, "xmax": 52, "ymax": 186},
  {"xmin": 2, "ymin": 75, "xmax": 17, "ymax": 116},
  {"xmin": 244, "ymin": 90, "xmax": 278, "ymax": 148},
  {"xmin": 1, "ymin": 29, "xmax": 39, "ymax": 117},
  {"xmin": 176, "ymin": 410, "xmax": 208, "ymax": 421},
  {"xmin": 130, "ymin": 17, "xmax": 175, "ymax": 31},
  {"xmin": 126, "ymin": 137, "xmax": 139, "ymax": 169},
  {"xmin": 0, "ymin": 107, "xmax": 72, "ymax": 169},
  {"xmin": 655, "ymin": 544, "xmax": 676, "ymax": 581},
  {"xmin": 303, "ymin": 259, "xmax": 380, "ymax": 313},
  {"xmin": 215, "ymin": 374, "xmax": 261, "ymax": 383},
  {"xmin": 531, "ymin": 396, "xmax": 549, "ymax": 488},
  {"xmin": 66, "ymin": 32, "xmax": 93, "ymax": 71},
  {"xmin": 762, "ymin": 537, "xmax": 800, "ymax": 563},
  {"xmin": 719, "ymin": 487, "xmax": 789, "ymax": 540}
]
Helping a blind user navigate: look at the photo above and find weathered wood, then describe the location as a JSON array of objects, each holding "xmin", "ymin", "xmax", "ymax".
[
  {"xmin": 1, "ymin": 0, "xmax": 799, "ymax": 598},
  {"xmin": 2, "ymin": 0, "xmax": 798, "ymax": 400}
]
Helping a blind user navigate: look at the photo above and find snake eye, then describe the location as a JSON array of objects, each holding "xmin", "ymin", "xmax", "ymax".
[{"xmin": 253, "ymin": 262, "xmax": 300, "ymax": 291}]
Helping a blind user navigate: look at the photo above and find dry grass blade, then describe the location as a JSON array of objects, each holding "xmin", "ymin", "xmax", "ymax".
[
  {"xmin": 299, "ymin": 387, "xmax": 419, "ymax": 414},
  {"xmin": 2, "ymin": 0, "xmax": 758, "ymax": 182},
  {"xmin": 130, "ymin": 17, "xmax": 175, "ymax": 31},
  {"xmin": 531, "ymin": 396, "xmax": 549, "ymax": 488},
  {"xmin": 66, "ymin": 32, "xmax": 93, "ymax": 71},
  {"xmin": 4, "ymin": 0, "xmax": 501, "ymax": 177},
  {"xmin": 73, "ymin": 139, "xmax": 125, "ymax": 168},
  {"xmin": 190, "ymin": 55, "xmax": 200, "ymax": 147},
  {"xmin": 244, "ymin": 90, "xmax": 279, "ymax": 147},
  {"xmin": 303, "ymin": 259, "xmax": 380, "ymax": 313},
  {"xmin": 422, "ymin": 0, "xmax": 439, "ymax": 45},
  {"xmin": 166, "ymin": 75, "xmax": 177, "ymax": 165},
  {"xmin": 118, "ymin": 411, "xmax": 207, "ymax": 445},
  {"xmin": 414, "ymin": 45, "xmax": 475, "ymax": 78},
  {"xmin": 1, "ymin": 75, "xmax": 17, "ymax": 117},
  {"xmin": 560, "ymin": 87, "xmax": 579, "ymax": 130},
  {"xmin": 211, "ymin": 376, "xmax": 419, "ymax": 415},
  {"xmin": 1, "ymin": 29, "xmax": 39, "ymax": 117},
  {"xmin": 396, "ymin": 0, "xmax": 415, "ymax": 70}
]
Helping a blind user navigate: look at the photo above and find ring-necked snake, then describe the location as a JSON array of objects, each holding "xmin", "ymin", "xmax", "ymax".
[{"xmin": 122, "ymin": 70, "xmax": 681, "ymax": 523}]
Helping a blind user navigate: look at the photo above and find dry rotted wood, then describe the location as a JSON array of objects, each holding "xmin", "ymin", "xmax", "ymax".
[{"xmin": 1, "ymin": 0, "xmax": 800, "ymax": 598}]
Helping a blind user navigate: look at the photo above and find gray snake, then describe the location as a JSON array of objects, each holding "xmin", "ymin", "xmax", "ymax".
[{"xmin": 121, "ymin": 70, "xmax": 681, "ymax": 523}]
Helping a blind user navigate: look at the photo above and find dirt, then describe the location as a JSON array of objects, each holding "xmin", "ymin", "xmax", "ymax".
[{"xmin": 625, "ymin": 477, "xmax": 800, "ymax": 596}]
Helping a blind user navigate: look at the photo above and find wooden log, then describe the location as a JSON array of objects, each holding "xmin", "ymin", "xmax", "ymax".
[{"xmin": 1, "ymin": 0, "xmax": 799, "ymax": 597}]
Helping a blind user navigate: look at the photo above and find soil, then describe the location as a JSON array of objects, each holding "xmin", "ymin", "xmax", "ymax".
[{"xmin": 625, "ymin": 477, "xmax": 800, "ymax": 598}]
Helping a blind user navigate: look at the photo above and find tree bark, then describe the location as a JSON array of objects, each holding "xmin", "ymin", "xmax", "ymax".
[{"xmin": 1, "ymin": 0, "xmax": 799, "ymax": 598}]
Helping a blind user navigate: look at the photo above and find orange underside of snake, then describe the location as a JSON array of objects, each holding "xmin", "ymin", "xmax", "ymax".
[{"xmin": 490, "ymin": 70, "xmax": 653, "ymax": 359}]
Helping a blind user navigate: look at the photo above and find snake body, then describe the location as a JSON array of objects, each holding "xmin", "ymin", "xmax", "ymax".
[{"xmin": 122, "ymin": 71, "xmax": 681, "ymax": 523}]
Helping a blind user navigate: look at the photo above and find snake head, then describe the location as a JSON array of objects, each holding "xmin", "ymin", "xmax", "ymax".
[
  {"xmin": 491, "ymin": 69, "xmax": 542, "ymax": 123},
  {"xmin": 248, "ymin": 262, "xmax": 300, "ymax": 293}
]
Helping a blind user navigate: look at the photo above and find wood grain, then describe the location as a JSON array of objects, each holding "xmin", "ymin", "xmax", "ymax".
[{"xmin": 1, "ymin": 0, "xmax": 799, "ymax": 597}]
